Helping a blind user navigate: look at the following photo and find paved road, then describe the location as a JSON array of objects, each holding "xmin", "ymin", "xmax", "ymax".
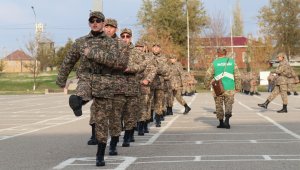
[{"xmin": 0, "ymin": 92, "xmax": 300, "ymax": 170}]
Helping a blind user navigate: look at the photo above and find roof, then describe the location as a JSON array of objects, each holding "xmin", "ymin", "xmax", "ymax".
[
  {"xmin": 4, "ymin": 50, "xmax": 33, "ymax": 61},
  {"xmin": 201, "ymin": 36, "xmax": 248, "ymax": 46}
]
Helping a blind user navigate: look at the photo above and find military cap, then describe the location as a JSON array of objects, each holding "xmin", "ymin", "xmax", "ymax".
[
  {"xmin": 167, "ymin": 54, "xmax": 177, "ymax": 59},
  {"xmin": 89, "ymin": 11, "xmax": 105, "ymax": 20},
  {"xmin": 216, "ymin": 47, "xmax": 227, "ymax": 55},
  {"xmin": 152, "ymin": 42, "xmax": 161, "ymax": 47},
  {"xmin": 120, "ymin": 28, "xmax": 132, "ymax": 36},
  {"xmin": 135, "ymin": 40, "xmax": 145, "ymax": 47},
  {"xmin": 105, "ymin": 18, "xmax": 118, "ymax": 28}
]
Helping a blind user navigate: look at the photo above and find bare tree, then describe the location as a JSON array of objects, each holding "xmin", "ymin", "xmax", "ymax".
[
  {"xmin": 0, "ymin": 59, "xmax": 5, "ymax": 73},
  {"xmin": 24, "ymin": 38, "xmax": 40, "ymax": 91},
  {"xmin": 232, "ymin": 0, "xmax": 244, "ymax": 36}
]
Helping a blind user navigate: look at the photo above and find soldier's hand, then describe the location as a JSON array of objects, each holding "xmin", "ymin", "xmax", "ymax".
[
  {"xmin": 84, "ymin": 48, "xmax": 90, "ymax": 56},
  {"xmin": 124, "ymin": 68, "xmax": 130, "ymax": 72},
  {"xmin": 141, "ymin": 79, "xmax": 149, "ymax": 85}
]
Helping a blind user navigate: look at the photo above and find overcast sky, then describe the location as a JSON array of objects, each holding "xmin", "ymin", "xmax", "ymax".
[{"xmin": 0, "ymin": 0, "xmax": 268, "ymax": 57}]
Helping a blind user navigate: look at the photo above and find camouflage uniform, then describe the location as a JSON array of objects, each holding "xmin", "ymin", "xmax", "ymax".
[
  {"xmin": 128, "ymin": 43, "xmax": 157, "ymax": 135},
  {"xmin": 204, "ymin": 55, "xmax": 241, "ymax": 129},
  {"xmin": 56, "ymin": 11, "xmax": 128, "ymax": 167},
  {"xmin": 267, "ymin": 60, "xmax": 292, "ymax": 105},
  {"xmin": 168, "ymin": 58, "xmax": 191, "ymax": 114},
  {"xmin": 150, "ymin": 50, "xmax": 170, "ymax": 127},
  {"xmin": 258, "ymin": 53, "xmax": 293, "ymax": 113},
  {"xmin": 287, "ymin": 68, "xmax": 299, "ymax": 95},
  {"xmin": 249, "ymin": 72, "xmax": 260, "ymax": 95}
]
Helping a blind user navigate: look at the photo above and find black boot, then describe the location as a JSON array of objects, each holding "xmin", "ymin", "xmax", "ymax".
[
  {"xmin": 87, "ymin": 124, "xmax": 98, "ymax": 145},
  {"xmin": 250, "ymin": 92, "xmax": 254, "ymax": 96},
  {"xmin": 122, "ymin": 130, "xmax": 131, "ymax": 147},
  {"xmin": 287, "ymin": 91, "xmax": 291, "ymax": 95},
  {"xmin": 109, "ymin": 136, "xmax": 119, "ymax": 156},
  {"xmin": 258, "ymin": 100, "xmax": 270, "ymax": 109},
  {"xmin": 224, "ymin": 117, "xmax": 231, "ymax": 129},
  {"xmin": 138, "ymin": 121, "xmax": 145, "ymax": 136},
  {"xmin": 130, "ymin": 129, "xmax": 135, "ymax": 142},
  {"xmin": 217, "ymin": 119, "xmax": 225, "ymax": 128},
  {"xmin": 168, "ymin": 107, "xmax": 173, "ymax": 115},
  {"xmin": 155, "ymin": 114, "xmax": 161, "ymax": 127},
  {"xmin": 161, "ymin": 111, "xmax": 165, "ymax": 121},
  {"xmin": 277, "ymin": 104, "xmax": 288, "ymax": 113},
  {"xmin": 96, "ymin": 142, "xmax": 106, "ymax": 166},
  {"xmin": 144, "ymin": 121, "xmax": 149, "ymax": 133},
  {"xmin": 150, "ymin": 110, "xmax": 154, "ymax": 122},
  {"xmin": 69, "ymin": 95, "xmax": 84, "ymax": 116},
  {"xmin": 294, "ymin": 92, "xmax": 299, "ymax": 96},
  {"xmin": 183, "ymin": 104, "xmax": 191, "ymax": 114},
  {"xmin": 255, "ymin": 92, "xmax": 261, "ymax": 96}
]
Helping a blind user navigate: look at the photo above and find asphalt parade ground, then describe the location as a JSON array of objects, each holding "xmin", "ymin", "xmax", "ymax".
[{"xmin": 0, "ymin": 92, "xmax": 300, "ymax": 170}]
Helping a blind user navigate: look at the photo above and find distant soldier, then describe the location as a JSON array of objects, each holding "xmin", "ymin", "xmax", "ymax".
[
  {"xmin": 124, "ymin": 40, "xmax": 157, "ymax": 136},
  {"xmin": 267, "ymin": 72, "xmax": 276, "ymax": 92},
  {"xmin": 204, "ymin": 47, "xmax": 241, "ymax": 129},
  {"xmin": 287, "ymin": 68, "xmax": 299, "ymax": 95},
  {"xmin": 119, "ymin": 28, "xmax": 140, "ymax": 147},
  {"xmin": 150, "ymin": 42, "xmax": 170, "ymax": 127},
  {"xmin": 241, "ymin": 72, "xmax": 251, "ymax": 95},
  {"xmin": 249, "ymin": 72, "xmax": 260, "ymax": 96},
  {"xmin": 258, "ymin": 53, "xmax": 293, "ymax": 113},
  {"xmin": 168, "ymin": 54, "xmax": 191, "ymax": 115}
]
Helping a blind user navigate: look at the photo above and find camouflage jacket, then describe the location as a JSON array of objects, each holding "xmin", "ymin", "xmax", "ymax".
[
  {"xmin": 204, "ymin": 57, "xmax": 241, "ymax": 95},
  {"xmin": 274, "ymin": 60, "xmax": 293, "ymax": 85},
  {"xmin": 56, "ymin": 33, "xmax": 122, "ymax": 87},
  {"xmin": 151, "ymin": 53, "xmax": 171, "ymax": 90},
  {"xmin": 169, "ymin": 61, "xmax": 184, "ymax": 90}
]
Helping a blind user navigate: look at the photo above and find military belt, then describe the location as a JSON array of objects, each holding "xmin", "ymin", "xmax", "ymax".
[{"xmin": 88, "ymin": 66, "xmax": 113, "ymax": 75}]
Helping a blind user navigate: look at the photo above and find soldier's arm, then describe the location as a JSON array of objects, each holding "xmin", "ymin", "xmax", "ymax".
[
  {"xmin": 56, "ymin": 41, "xmax": 81, "ymax": 88},
  {"xmin": 87, "ymin": 40, "xmax": 127, "ymax": 70},
  {"xmin": 233, "ymin": 62, "xmax": 242, "ymax": 91},
  {"xmin": 143, "ymin": 61, "xmax": 158, "ymax": 83},
  {"xmin": 126, "ymin": 49, "xmax": 144, "ymax": 73},
  {"xmin": 204, "ymin": 63, "xmax": 214, "ymax": 89}
]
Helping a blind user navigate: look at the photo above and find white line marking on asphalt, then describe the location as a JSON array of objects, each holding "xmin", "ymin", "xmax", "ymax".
[
  {"xmin": 263, "ymin": 155, "xmax": 272, "ymax": 160},
  {"xmin": 194, "ymin": 156, "xmax": 201, "ymax": 161},
  {"xmin": 0, "ymin": 115, "xmax": 89, "ymax": 141},
  {"xmin": 143, "ymin": 94, "xmax": 197, "ymax": 145},
  {"xmin": 238, "ymin": 101, "xmax": 300, "ymax": 140},
  {"xmin": 53, "ymin": 156, "xmax": 137, "ymax": 170},
  {"xmin": 250, "ymin": 140, "xmax": 257, "ymax": 143}
]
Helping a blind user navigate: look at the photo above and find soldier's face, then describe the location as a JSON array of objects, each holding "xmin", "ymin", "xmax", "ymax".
[
  {"xmin": 89, "ymin": 17, "xmax": 104, "ymax": 32},
  {"xmin": 121, "ymin": 33, "xmax": 132, "ymax": 44},
  {"xmin": 277, "ymin": 55, "xmax": 283, "ymax": 61},
  {"xmin": 104, "ymin": 25, "xmax": 117, "ymax": 37},
  {"xmin": 152, "ymin": 46, "xmax": 161, "ymax": 54}
]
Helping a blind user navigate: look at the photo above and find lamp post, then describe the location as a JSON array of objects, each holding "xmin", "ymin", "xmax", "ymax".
[
  {"xmin": 31, "ymin": 6, "xmax": 38, "ymax": 91},
  {"xmin": 186, "ymin": 0, "xmax": 190, "ymax": 72}
]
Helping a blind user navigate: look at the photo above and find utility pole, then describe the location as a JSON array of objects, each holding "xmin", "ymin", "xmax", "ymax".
[
  {"xmin": 31, "ymin": 6, "xmax": 38, "ymax": 91},
  {"xmin": 92, "ymin": 0, "xmax": 103, "ymax": 12},
  {"xmin": 186, "ymin": 0, "xmax": 190, "ymax": 72}
]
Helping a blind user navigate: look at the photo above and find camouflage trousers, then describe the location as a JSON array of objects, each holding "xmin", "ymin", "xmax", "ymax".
[
  {"xmin": 267, "ymin": 85, "xmax": 288, "ymax": 105},
  {"xmin": 165, "ymin": 89, "xmax": 173, "ymax": 107},
  {"xmin": 152, "ymin": 89, "xmax": 165, "ymax": 116},
  {"xmin": 250, "ymin": 85, "xmax": 258, "ymax": 93},
  {"xmin": 94, "ymin": 98, "xmax": 122, "ymax": 143},
  {"xmin": 76, "ymin": 79, "xmax": 92, "ymax": 101},
  {"xmin": 288, "ymin": 83, "xmax": 297, "ymax": 92},
  {"xmin": 215, "ymin": 94, "xmax": 234, "ymax": 120},
  {"xmin": 139, "ymin": 94, "xmax": 151, "ymax": 122},
  {"xmin": 123, "ymin": 96, "xmax": 140, "ymax": 130},
  {"xmin": 89, "ymin": 102, "xmax": 96, "ymax": 125},
  {"xmin": 173, "ymin": 89, "xmax": 186, "ymax": 106},
  {"xmin": 75, "ymin": 79, "xmax": 95, "ymax": 125}
]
